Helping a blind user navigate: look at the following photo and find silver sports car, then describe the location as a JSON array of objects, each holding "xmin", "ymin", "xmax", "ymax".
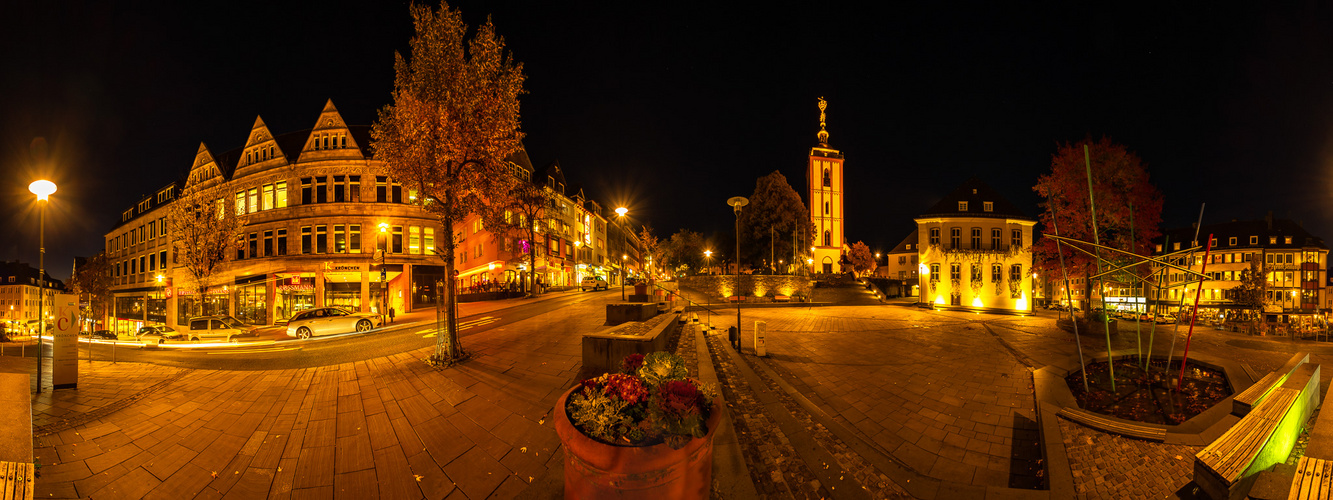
[{"xmin": 286, "ymin": 307, "xmax": 382, "ymax": 339}]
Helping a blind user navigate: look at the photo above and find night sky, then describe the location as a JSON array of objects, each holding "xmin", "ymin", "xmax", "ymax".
[{"xmin": 6, "ymin": 2, "xmax": 1333, "ymax": 281}]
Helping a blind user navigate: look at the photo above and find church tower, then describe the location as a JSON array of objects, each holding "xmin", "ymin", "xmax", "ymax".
[{"xmin": 807, "ymin": 97, "xmax": 846, "ymax": 274}]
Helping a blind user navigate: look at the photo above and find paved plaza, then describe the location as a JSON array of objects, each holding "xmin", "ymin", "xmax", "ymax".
[{"xmin": 11, "ymin": 291, "xmax": 1333, "ymax": 499}]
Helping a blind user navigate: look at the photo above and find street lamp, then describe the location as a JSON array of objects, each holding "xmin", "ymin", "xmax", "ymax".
[
  {"xmin": 615, "ymin": 207, "xmax": 628, "ymax": 300},
  {"xmin": 727, "ymin": 196, "xmax": 748, "ymax": 351},
  {"xmin": 29, "ymin": 179, "xmax": 55, "ymax": 393},
  {"xmin": 704, "ymin": 250, "xmax": 712, "ymax": 275}
]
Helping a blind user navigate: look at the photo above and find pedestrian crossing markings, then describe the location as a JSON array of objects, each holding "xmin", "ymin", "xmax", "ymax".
[{"xmin": 419, "ymin": 316, "xmax": 497, "ymax": 337}]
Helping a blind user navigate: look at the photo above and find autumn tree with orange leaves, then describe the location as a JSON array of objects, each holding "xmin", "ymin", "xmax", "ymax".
[
  {"xmin": 1033, "ymin": 137, "xmax": 1163, "ymax": 320},
  {"xmin": 371, "ymin": 2, "xmax": 525, "ymax": 364}
]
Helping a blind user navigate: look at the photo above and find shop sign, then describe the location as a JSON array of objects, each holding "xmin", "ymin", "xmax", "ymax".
[
  {"xmin": 323, "ymin": 262, "xmax": 361, "ymax": 272},
  {"xmin": 279, "ymin": 284, "xmax": 315, "ymax": 292}
]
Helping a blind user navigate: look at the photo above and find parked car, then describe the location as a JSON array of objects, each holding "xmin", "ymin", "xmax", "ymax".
[
  {"xmin": 1155, "ymin": 314, "xmax": 1177, "ymax": 325},
  {"xmin": 1138, "ymin": 313, "xmax": 1153, "ymax": 322},
  {"xmin": 286, "ymin": 307, "xmax": 382, "ymax": 339},
  {"xmin": 581, "ymin": 276, "xmax": 609, "ymax": 291},
  {"xmin": 185, "ymin": 316, "xmax": 258, "ymax": 342},
  {"xmin": 90, "ymin": 330, "xmax": 118, "ymax": 340},
  {"xmin": 136, "ymin": 325, "xmax": 183, "ymax": 344}
]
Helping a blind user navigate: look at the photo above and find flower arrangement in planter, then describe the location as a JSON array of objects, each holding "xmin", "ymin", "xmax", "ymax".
[
  {"xmin": 556, "ymin": 352, "xmax": 724, "ymax": 499},
  {"xmin": 566, "ymin": 352, "xmax": 719, "ymax": 449}
]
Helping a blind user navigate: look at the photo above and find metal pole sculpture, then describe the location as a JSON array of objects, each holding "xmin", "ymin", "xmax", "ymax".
[
  {"xmin": 1178, "ymin": 234, "xmax": 1214, "ymax": 390},
  {"xmin": 1166, "ymin": 204, "xmax": 1206, "ymax": 376},
  {"xmin": 1050, "ymin": 208, "xmax": 1089, "ymax": 392},
  {"xmin": 1130, "ymin": 201, "xmax": 1142, "ymax": 366},
  {"xmin": 1083, "ymin": 145, "xmax": 1115, "ymax": 391},
  {"xmin": 1144, "ymin": 235, "xmax": 1167, "ymax": 371}
]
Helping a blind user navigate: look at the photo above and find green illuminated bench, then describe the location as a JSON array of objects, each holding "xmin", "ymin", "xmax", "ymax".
[
  {"xmin": 1233, "ymin": 352, "xmax": 1309, "ymax": 417},
  {"xmin": 1196, "ymin": 363, "xmax": 1320, "ymax": 500}
]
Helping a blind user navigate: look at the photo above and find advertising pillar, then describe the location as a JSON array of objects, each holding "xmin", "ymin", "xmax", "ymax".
[{"xmin": 53, "ymin": 294, "xmax": 79, "ymax": 389}]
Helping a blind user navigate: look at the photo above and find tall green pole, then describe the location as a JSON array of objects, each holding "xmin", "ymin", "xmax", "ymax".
[
  {"xmin": 1050, "ymin": 209, "xmax": 1089, "ymax": 392},
  {"xmin": 1084, "ymin": 144, "xmax": 1115, "ymax": 391},
  {"xmin": 1144, "ymin": 236, "xmax": 1167, "ymax": 371},
  {"xmin": 1130, "ymin": 201, "xmax": 1142, "ymax": 366}
]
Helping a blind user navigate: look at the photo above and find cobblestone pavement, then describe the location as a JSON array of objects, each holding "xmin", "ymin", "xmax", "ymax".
[
  {"xmin": 1059, "ymin": 418, "xmax": 1199, "ymax": 499},
  {"xmin": 26, "ymin": 293, "xmax": 616, "ymax": 499},
  {"xmin": 0, "ymin": 356, "xmax": 186, "ymax": 429}
]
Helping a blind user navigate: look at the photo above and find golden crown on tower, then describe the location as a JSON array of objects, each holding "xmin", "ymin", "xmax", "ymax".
[{"xmin": 816, "ymin": 97, "xmax": 829, "ymax": 146}]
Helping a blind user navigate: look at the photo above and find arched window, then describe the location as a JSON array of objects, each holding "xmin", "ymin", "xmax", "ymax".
[
  {"xmin": 823, "ymin": 231, "xmax": 831, "ymax": 246},
  {"xmin": 822, "ymin": 168, "xmax": 831, "ymax": 187},
  {"xmin": 824, "ymin": 202, "xmax": 829, "ymax": 215}
]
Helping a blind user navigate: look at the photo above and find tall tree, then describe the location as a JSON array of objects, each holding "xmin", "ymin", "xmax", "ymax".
[
  {"xmin": 638, "ymin": 225, "xmax": 660, "ymax": 282},
  {"xmin": 1234, "ymin": 259, "xmax": 1267, "ymax": 326},
  {"xmin": 741, "ymin": 171, "xmax": 812, "ymax": 269},
  {"xmin": 848, "ymin": 241, "xmax": 876, "ymax": 276},
  {"xmin": 1033, "ymin": 136, "xmax": 1164, "ymax": 320},
  {"xmin": 168, "ymin": 182, "xmax": 244, "ymax": 319},
  {"xmin": 371, "ymin": 2, "xmax": 525, "ymax": 364},
  {"xmin": 662, "ymin": 229, "xmax": 705, "ymax": 275},
  {"xmin": 68, "ymin": 252, "xmax": 112, "ymax": 333}
]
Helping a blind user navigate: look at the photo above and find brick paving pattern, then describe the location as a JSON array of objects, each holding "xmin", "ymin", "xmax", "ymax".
[{"xmin": 1059, "ymin": 417, "xmax": 1199, "ymax": 499}]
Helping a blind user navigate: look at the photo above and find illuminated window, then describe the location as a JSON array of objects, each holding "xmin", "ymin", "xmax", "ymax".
[
  {"xmin": 1285, "ymin": 236, "xmax": 1293, "ymax": 244},
  {"xmin": 958, "ymin": 201, "xmax": 968, "ymax": 211},
  {"xmin": 334, "ymin": 225, "xmax": 346, "ymax": 253},
  {"xmin": 930, "ymin": 264, "xmax": 940, "ymax": 281},
  {"xmin": 983, "ymin": 201, "xmax": 993, "ymax": 212},
  {"xmin": 275, "ymin": 181, "xmax": 287, "ymax": 208},
  {"xmin": 262, "ymin": 184, "xmax": 274, "ymax": 210},
  {"xmin": 235, "ymin": 191, "xmax": 246, "ymax": 215},
  {"xmin": 247, "ymin": 188, "xmax": 258, "ymax": 213},
  {"xmin": 424, "ymin": 228, "xmax": 434, "ymax": 255},
  {"xmin": 409, "ymin": 226, "xmax": 421, "ymax": 254}
]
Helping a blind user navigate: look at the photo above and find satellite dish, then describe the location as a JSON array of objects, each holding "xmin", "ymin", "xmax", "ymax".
[{"xmin": 727, "ymin": 196, "xmax": 749, "ymax": 208}]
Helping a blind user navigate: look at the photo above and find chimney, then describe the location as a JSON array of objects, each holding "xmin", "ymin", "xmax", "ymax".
[{"xmin": 1266, "ymin": 211, "xmax": 1273, "ymax": 230}]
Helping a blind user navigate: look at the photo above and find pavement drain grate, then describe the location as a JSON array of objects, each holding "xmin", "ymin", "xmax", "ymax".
[{"xmin": 33, "ymin": 368, "xmax": 191, "ymax": 437}]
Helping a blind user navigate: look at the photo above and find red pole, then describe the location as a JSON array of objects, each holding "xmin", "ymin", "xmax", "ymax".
[{"xmin": 1177, "ymin": 233, "xmax": 1213, "ymax": 390}]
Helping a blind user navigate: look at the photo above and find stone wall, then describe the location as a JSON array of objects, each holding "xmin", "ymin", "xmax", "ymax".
[{"xmin": 677, "ymin": 275, "xmax": 813, "ymax": 302}]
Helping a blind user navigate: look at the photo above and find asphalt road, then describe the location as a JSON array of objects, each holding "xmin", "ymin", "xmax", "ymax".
[{"xmin": 5, "ymin": 290, "xmax": 617, "ymax": 371}]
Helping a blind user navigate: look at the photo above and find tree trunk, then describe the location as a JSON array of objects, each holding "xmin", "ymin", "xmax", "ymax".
[
  {"xmin": 528, "ymin": 226, "xmax": 538, "ymax": 297},
  {"xmin": 437, "ymin": 194, "xmax": 461, "ymax": 362}
]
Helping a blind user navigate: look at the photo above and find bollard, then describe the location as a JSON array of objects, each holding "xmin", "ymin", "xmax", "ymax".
[
  {"xmin": 728, "ymin": 326, "xmax": 737, "ymax": 350},
  {"xmin": 754, "ymin": 320, "xmax": 766, "ymax": 357}
]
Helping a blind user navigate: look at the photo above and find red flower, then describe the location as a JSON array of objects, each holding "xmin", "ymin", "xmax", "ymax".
[
  {"xmin": 622, "ymin": 353, "xmax": 645, "ymax": 374},
  {"xmin": 659, "ymin": 380, "xmax": 702, "ymax": 417},
  {"xmin": 604, "ymin": 374, "xmax": 649, "ymax": 405}
]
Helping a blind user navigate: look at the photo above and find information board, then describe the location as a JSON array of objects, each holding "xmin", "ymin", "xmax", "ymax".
[{"xmin": 52, "ymin": 294, "xmax": 79, "ymax": 389}]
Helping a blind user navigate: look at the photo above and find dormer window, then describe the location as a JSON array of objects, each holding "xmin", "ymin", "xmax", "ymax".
[
  {"xmin": 1285, "ymin": 236, "xmax": 1293, "ymax": 244},
  {"xmin": 1270, "ymin": 236, "xmax": 1277, "ymax": 244},
  {"xmin": 983, "ymin": 201, "xmax": 993, "ymax": 212},
  {"xmin": 958, "ymin": 201, "xmax": 968, "ymax": 211},
  {"xmin": 1229, "ymin": 237, "xmax": 1237, "ymax": 246},
  {"xmin": 1250, "ymin": 236, "xmax": 1258, "ymax": 245}
]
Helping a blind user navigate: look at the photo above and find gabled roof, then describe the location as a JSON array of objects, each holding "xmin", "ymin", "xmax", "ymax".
[
  {"xmin": 297, "ymin": 100, "xmax": 364, "ymax": 162},
  {"xmin": 887, "ymin": 229, "xmax": 919, "ymax": 254},
  {"xmin": 919, "ymin": 177, "xmax": 1033, "ymax": 221}
]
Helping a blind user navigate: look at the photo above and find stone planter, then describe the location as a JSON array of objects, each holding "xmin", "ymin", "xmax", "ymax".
[{"xmin": 554, "ymin": 386, "xmax": 721, "ymax": 499}]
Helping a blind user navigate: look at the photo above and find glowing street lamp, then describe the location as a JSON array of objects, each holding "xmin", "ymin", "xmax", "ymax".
[
  {"xmin": 616, "ymin": 207, "xmax": 628, "ymax": 300},
  {"xmin": 704, "ymin": 250, "xmax": 712, "ymax": 275},
  {"xmin": 727, "ymin": 196, "xmax": 749, "ymax": 350},
  {"xmin": 29, "ymin": 179, "xmax": 55, "ymax": 393}
]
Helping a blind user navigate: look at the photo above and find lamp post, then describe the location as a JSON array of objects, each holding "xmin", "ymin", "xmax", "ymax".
[
  {"xmin": 727, "ymin": 196, "xmax": 748, "ymax": 351},
  {"xmin": 378, "ymin": 222, "xmax": 388, "ymax": 323},
  {"xmin": 615, "ymin": 207, "xmax": 628, "ymax": 300},
  {"xmin": 704, "ymin": 250, "xmax": 712, "ymax": 275},
  {"xmin": 30, "ymin": 180, "xmax": 55, "ymax": 393}
]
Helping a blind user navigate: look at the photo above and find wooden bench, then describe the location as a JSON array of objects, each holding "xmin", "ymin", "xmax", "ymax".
[
  {"xmin": 1196, "ymin": 363, "xmax": 1321, "ymax": 500},
  {"xmin": 774, "ymin": 295, "xmax": 790, "ymax": 302},
  {"xmin": 1057, "ymin": 407, "xmax": 1167, "ymax": 441},
  {"xmin": 0, "ymin": 373, "xmax": 32, "ymax": 500},
  {"xmin": 726, "ymin": 296, "xmax": 746, "ymax": 302},
  {"xmin": 1234, "ymin": 352, "xmax": 1309, "ymax": 416},
  {"xmin": 1290, "ymin": 456, "xmax": 1333, "ymax": 499},
  {"xmin": 0, "ymin": 461, "xmax": 34, "ymax": 500}
]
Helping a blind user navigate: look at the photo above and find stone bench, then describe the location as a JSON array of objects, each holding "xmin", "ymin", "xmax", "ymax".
[
  {"xmin": 1195, "ymin": 363, "xmax": 1320, "ymax": 500},
  {"xmin": 0, "ymin": 373, "xmax": 32, "ymax": 500},
  {"xmin": 581, "ymin": 312, "xmax": 679, "ymax": 375},
  {"xmin": 1234, "ymin": 352, "xmax": 1309, "ymax": 417},
  {"xmin": 1056, "ymin": 407, "xmax": 1166, "ymax": 441}
]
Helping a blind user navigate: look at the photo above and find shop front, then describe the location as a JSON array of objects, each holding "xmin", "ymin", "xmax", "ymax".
[
  {"xmin": 276, "ymin": 276, "xmax": 315, "ymax": 322},
  {"xmin": 412, "ymin": 265, "xmax": 444, "ymax": 309},
  {"xmin": 177, "ymin": 288, "xmax": 230, "ymax": 327},
  {"xmin": 234, "ymin": 275, "xmax": 269, "ymax": 325},
  {"xmin": 113, "ymin": 295, "xmax": 146, "ymax": 335}
]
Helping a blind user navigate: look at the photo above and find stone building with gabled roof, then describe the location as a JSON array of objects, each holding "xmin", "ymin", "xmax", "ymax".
[{"xmin": 915, "ymin": 177, "xmax": 1037, "ymax": 313}]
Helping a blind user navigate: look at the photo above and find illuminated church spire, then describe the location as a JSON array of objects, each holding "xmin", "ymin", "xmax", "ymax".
[{"xmin": 817, "ymin": 97, "xmax": 829, "ymax": 146}]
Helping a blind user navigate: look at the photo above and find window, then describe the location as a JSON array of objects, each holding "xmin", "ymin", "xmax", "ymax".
[
  {"xmin": 971, "ymin": 264, "xmax": 982, "ymax": 283},
  {"xmin": 983, "ymin": 201, "xmax": 993, "ymax": 212},
  {"xmin": 409, "ymin": 226, "xmax": 421, "ymax": 254},
  {"xmin": 392, "ymin": 226, "xmax": 403, "ymax": 253},
  {"xmin": 1270, "ymin": 236, "xmax": 1278, "ymax": 244},
  {"xmin": 275, "ymin": 181, "xmax": 287, "ymax": 208},
  {"xmin": 824, "ymin": 202, "xmax": 829, "ymax": 215},
  {"xmin": 1250, "ymin": 236, "xmax": 1258, "ymax": 245},
  {"xmin": 315, "ymin": 176, "xmax": 327, "ymax": 203},
  {"xmin": 930, "ymin": 264, "xmax": 940, "ymax": 281},
  {"xmin": 301, "ymin": 178, "xmax": 312, "ymax": 204},
  {"xmin": 349, "ymin": 225, "xmax": 361, "ymax": 254},
  {"xmin": 376, "ymin": 176, "xmax": 388, "ymax": 202},
  {"xmin": 264, "ymin": 230, "xmax": 274, "ymax": 257},
  {"xmin": 822, "ymin": 230, "xmax": 831, "ymax": 246},
  {"xmin": 1011, "ymin": 229, "xmax": 1022, "ymax": 248},
  {"xmin": 349, "ymin": 176, "xmax": 360, "ymax": 202},
  {"xmin": 148, "ymin": 253, "xmax": 156, "ymax": 271},
  {"xmin": 392, "ymin": 181, "xmax": 402, "ymax": 203},
  {"xmin": 277, "ymin": 229, "xmax": 288, "ymax": 255},
  {"xmin": 236, "ymin": 235, "xmax": 245, "ymax": 260},
  {"xmin": 1010, "ymin": 264, "xmax": 1022, "ymax": 284},
  {"xmin": 1210, "ymin": 237, "xmax": 1217, "ymax": 248},
  {"xmin": 1229, "ymin": 237, "xmax": 1237, "ymax": 246},
  {"xmin": 992, "ymin": 263, "xmax": 1002, "ymax": 282},
  {"xmin": 958, "ymin": 201, "xmax": 968, "ymax": 211},
  {"xmin": 1155, "ymin": 244, "xmax": 1162, "ymax": 252},
  {"xmin": 301, "ymin": 226, "xmax": 312, "ymax": 254},
  {"xmin": 333, "ymin": 175, "xmax": 345, "ymax": 202},
  {"xmin": 1285, "ymin": 236, "xmax": 1293, "ymax": 244},
  {"xmin": 262, "ymin": 184, "xmax": 274, "ymax": 210},
  {"xmin": 822, "ymin": 168, "xmax": 831, "ymax": 187},
  {"xmin": 991, "ymin": 228, "xmax": 1001, "ymax": 249},
  {"xmin": 247, "ymin": 188, "xmax": 258, "ymax": 214},
  {"xmin": 159, "ymin": 250, "xmax": 166, "ymax": 270},
  {"xmin": 341, "ymin": 135, "xmax": 347, "ymax": 148},
  {"xmin": 334, "ymin": 225, "xmax": 346, "ymax": 253},
  {"xmin": 315, "ymin": 226, "xmax": 327, "ymax": 254},
  {"xmin": 929, "ymin": 228, "xmax": 940, "ymax": 246},
  {"xmin": 950, "ymin": 228, "xmax": 960, "ymax": 249},
  {"xmin": 970, "ymin": 228, "xmax": 981, "ymax": 249},
  {"xmin": 235, "ymin": 191, "xmax": 246, "ymax": 215},
  {"xmin": 1174, "ymin": 242, "xmax": 1181, "ymax": 251},
  {"xmin": 950, "ymin": 263, "xmax": 960, "ymax": 280},
  {"xmin": 248, "ymin": 233, "xmax": 258, "ymax": 259}
]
